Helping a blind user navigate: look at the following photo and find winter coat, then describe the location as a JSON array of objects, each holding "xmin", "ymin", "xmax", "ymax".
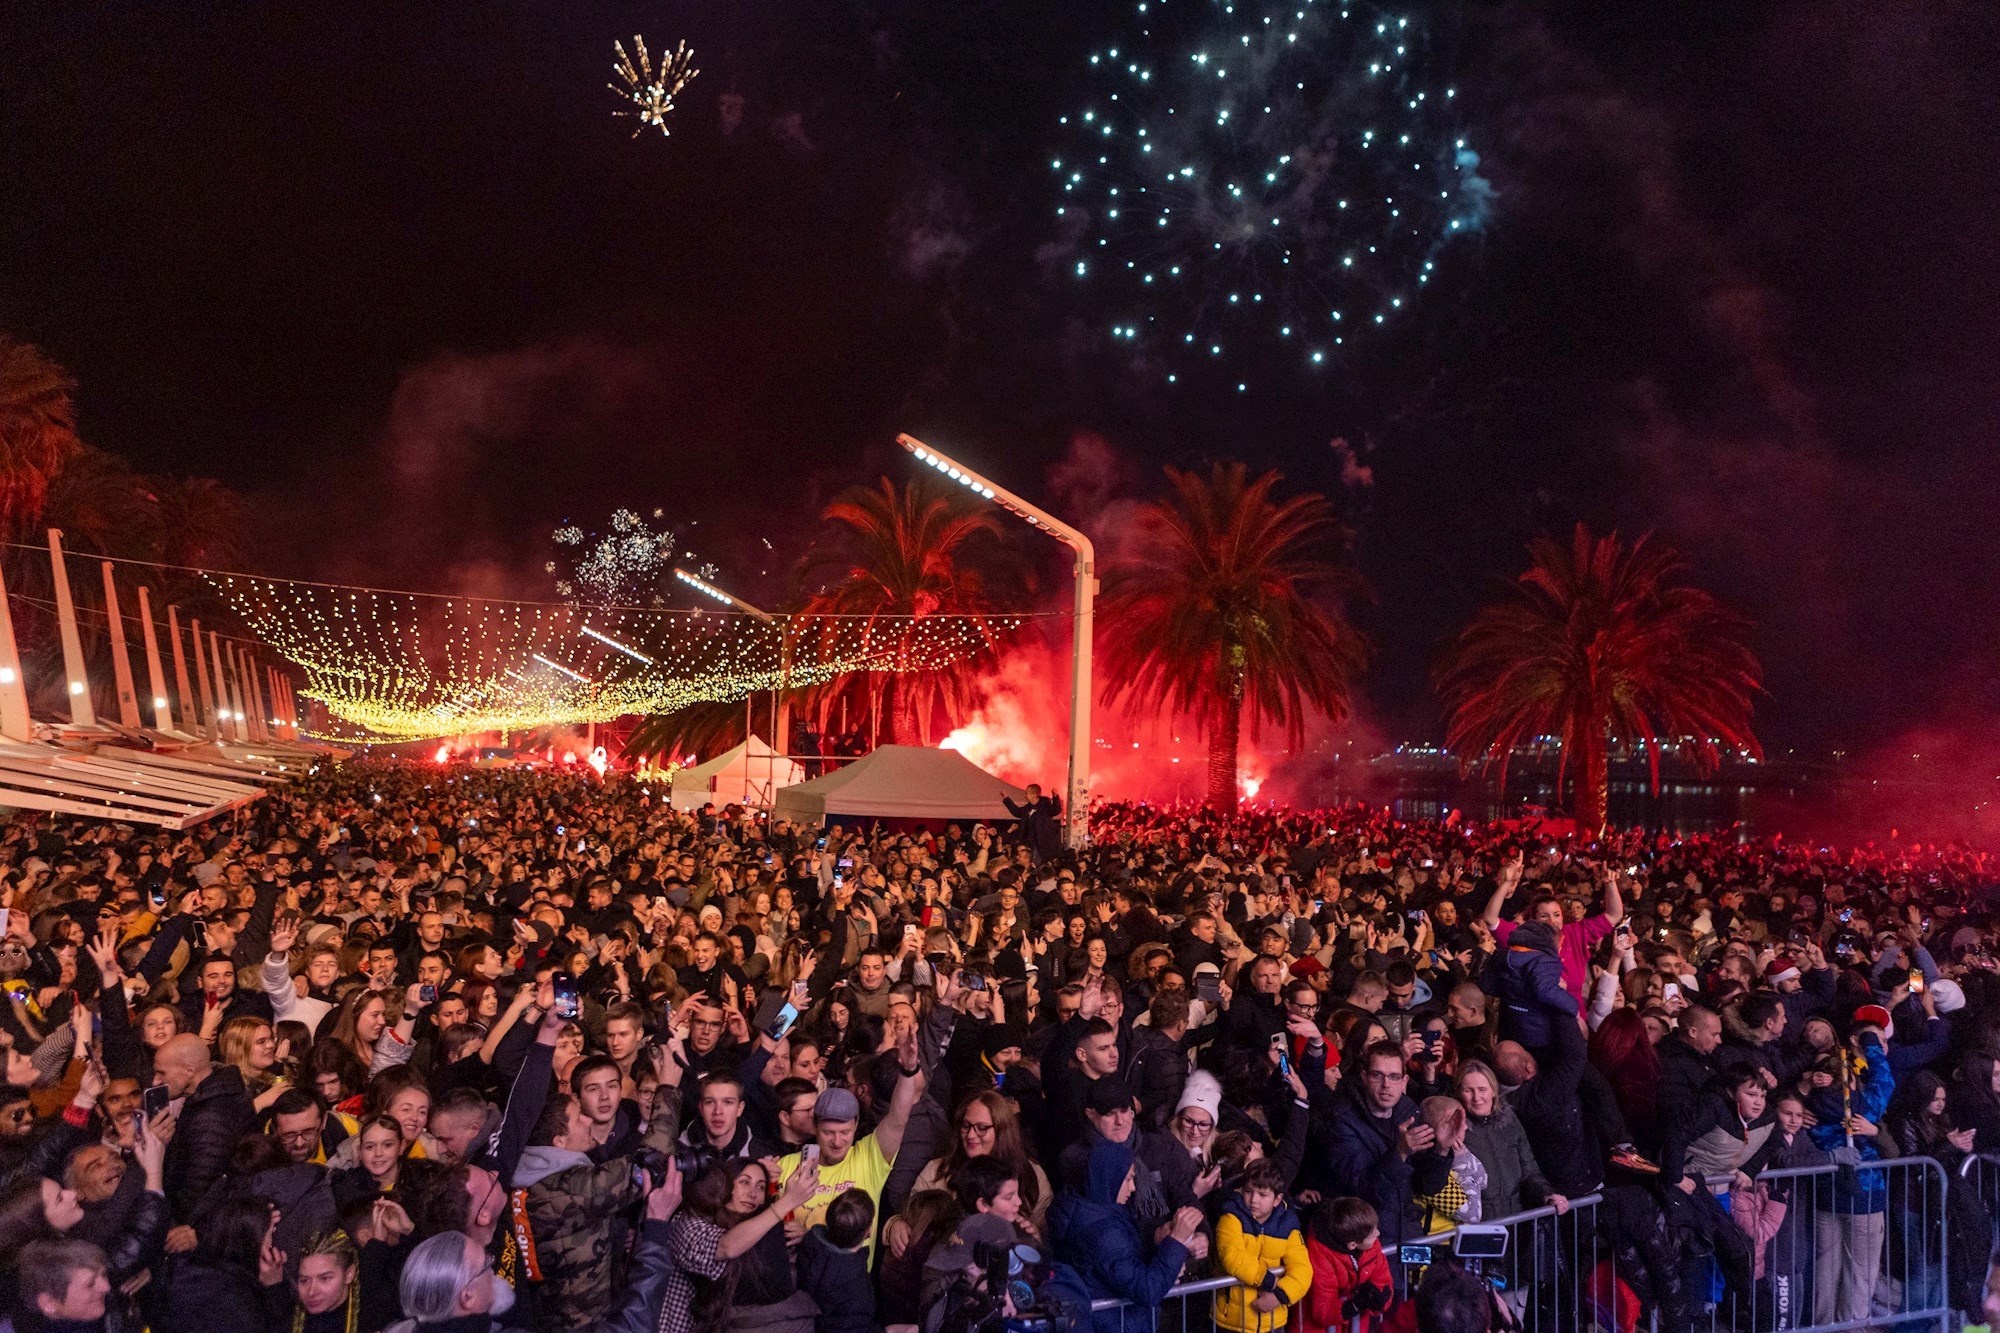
[
  {"xmin": 1504, "ymin": 1008, "xmax": 1600, "ymax": 1197},
  {"xmin": 1484, "ymin": 921, "xmax": 1576, "ymax": 1048},
  {"xmin": 514, "ymin": 1106, "xmax": 676, "ymax": 1330},
  {"xmin": 1299, "ymin": 1236, "xmax": 1392, "ymax": 1333},
  {"xmin": 161, "ymin": 1258, "xmax": 291, "ymax": 1333},
  {"xmin": 1126, "ymin": 1023, "xmax": 1190, "ymax": 1130},
  {"xmin": 1211, "ymin": 1196, "xmax": 1310, "ymax": 1333},
  {"xmin": 164, "ymin": 1064, "xmax": 257, "ymax": 1222},
  {"xmin": 1729, "ymin": 1184, "xmax": 1788, "ymax": 1280},
  {"xmin": 1047, "ymin": 1139, "xmax": 1193, "ymax": 1333},
  {"xmin": 1324, "ymin": 1087, "xmax": 1450, "ymax": 1250},
  {"xmin": 1805, "ymin": 1037, "xmax": 1894, "ymax": 1214},
  {"xmin": 795, "ymin": 1227, "xmax": 880, "ymax": 1333},
  {"xmin": 1661, "ymin": 1091, "xmax": 1776, "ymax": 1189},
  {"xmin": 1462, "ymin": 1100, "xmax": 1554, "ymax": 1219},
  {"xmin": 1655, "ymin": 1035, "xmax": 1718, "ymax": 1132}
]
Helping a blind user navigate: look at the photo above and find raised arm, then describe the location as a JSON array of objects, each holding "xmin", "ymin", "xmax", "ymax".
[{"xmin": 873, "ymin": 1024, "xmax": 927, "ymax": 1164}]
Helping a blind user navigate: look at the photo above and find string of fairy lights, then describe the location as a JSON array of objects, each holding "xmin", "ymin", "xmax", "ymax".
[{"xmin": 201, "ymin": 572, "xmax": 1035, "ymax": 744}]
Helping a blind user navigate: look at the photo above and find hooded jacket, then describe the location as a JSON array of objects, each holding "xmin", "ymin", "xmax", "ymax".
[
  {"xmin": 1484, "ymin": 921, "xmax": 1577, "ymax": 1048},
  {"xmin": 1212, "ymin": 1195, "xmax": 1311, "ymax": 1333},
  {"xmin": 795, "ymin": 1226, "xmax": 879, "ymax": 1333},
  {"xmin": 1047, "ymin": 1139, "xmax": 1192, "ymax": 1333},
  {"xmin": 1299, "ymin": 1235, "xmax": 1392, "ymax": 1333},
  {"xmin": 514, "ymin": 1106, "xmax": 679, "ymax": 1330}
]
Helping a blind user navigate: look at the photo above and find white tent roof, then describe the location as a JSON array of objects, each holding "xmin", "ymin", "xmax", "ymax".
[
  {"xmin": 771, "ymin": 745, "xmax": 1030, "ymax": 825},
  {"xmin": 670, "ymin": 735, "xmax": 802, "ymax": 810}
]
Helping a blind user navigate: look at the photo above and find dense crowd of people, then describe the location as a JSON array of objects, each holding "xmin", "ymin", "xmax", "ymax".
[{"xmin": 0, "ymin": 759, "xmax": 1996, "ymax": 1333}]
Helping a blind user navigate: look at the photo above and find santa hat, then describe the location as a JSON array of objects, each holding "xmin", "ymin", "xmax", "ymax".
[
  {"xmin": 1765, "ymin": 956, "xmax": 1801, "ymax": 985},
  {"xmin": 1176, "ymin": 1070, "xmax": 1223, "ymax": 1124},
  {"xmin": 1852, "ymin": 1004, "xmax": 1892, "ymax": 1030}
]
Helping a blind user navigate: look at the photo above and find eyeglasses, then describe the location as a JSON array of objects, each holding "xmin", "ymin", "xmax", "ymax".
[
  {"xmin": 959, "ymin": 1120, "xmax": 996, "ymax": 1137},
  {"xmin": 1175, "ymin": 1113, "xmax": 1214, "ymax": 1133},
  {"xmin": 1364, "ymin": 1070, "xmax": 1407, "ymax": 1083}
]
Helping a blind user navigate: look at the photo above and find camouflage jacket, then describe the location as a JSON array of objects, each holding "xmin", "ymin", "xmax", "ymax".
[{"xmin": 514, "ymin": 1088, "xmax": 682, "ymax": 1331}]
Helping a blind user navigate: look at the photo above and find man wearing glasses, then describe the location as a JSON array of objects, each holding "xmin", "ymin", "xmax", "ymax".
[{"xmin": 1325, "ymin": 1042, "xmax": 1450, "ymax": 1249}]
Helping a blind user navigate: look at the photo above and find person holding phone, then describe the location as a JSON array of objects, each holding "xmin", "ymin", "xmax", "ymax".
[{"xmin": 773, "ymin": 1025, "xmax": 926, "ymax": 1257}]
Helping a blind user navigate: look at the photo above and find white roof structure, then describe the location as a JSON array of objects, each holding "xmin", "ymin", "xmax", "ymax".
[
  {"xmin": 0, "ymin": 740, "xmax": 268, "ymax": 828},
  {"xmin": 669, "ymin": 735, "xmax": 803, "ymax": 811},
  {"xmin": 771, "ymin": 744, "xmax": 1030, "ymax": 826}
]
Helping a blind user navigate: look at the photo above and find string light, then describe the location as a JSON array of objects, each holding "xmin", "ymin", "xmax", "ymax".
[
  {"xmin": 609, "ymin": 37, "xmax": 698, "ymax": 138},
  {"xmin": 206, "ymin": 572, "xmax": 1027, "ymax": 743},
  {"xmin": 1057, "ymin": 0, "xmax": 1489, "ymax": 387}
]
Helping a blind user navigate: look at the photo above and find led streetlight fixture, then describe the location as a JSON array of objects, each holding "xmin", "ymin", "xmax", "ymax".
[{"xmin": 896, "ymin": 433, "xmax": 1096, "ymax": 849}]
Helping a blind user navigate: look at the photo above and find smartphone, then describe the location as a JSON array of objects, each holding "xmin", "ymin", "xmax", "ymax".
[
  {"xmin": 141, "ymin": 1083, "xmax": 171, "ymax": 1119},
  {"xmin": 801, "ymin": 1144, "xmax": 820, "ymax": 1170},
  {"xmin": 1196, "ymin": 974, "xmax": 1221, "ymax": 1003},
  {"xmin": 1615, "ymin": 922, "xmax": 1632, "ymax": 943},
  {"xmin": 1421, "ymin": 859, "xmax": 1435, "ymax": 869},
  {"xmin": 1663, "ymin": 981, "xmax": 1682, "ymax": 1001},
  {"xmin": 837, "ymin": 857, "xmax": 854, "ymax": 872},
  {"xmin": 1909, "ymin": 969, "xmax": 1925, "ymax": 993},
  {"xmin": 764, "ymin": 1001, "xmax": 800, "ymax": 1041},
  {"xmin": 1270, "ymin": 1033, "xmax": 1291, "ymax": 1076},
  {"xmin": 963, "ymin": 972, "xmax": 987, "ymax": 992},
  {"xmin": 551, "ymin": 971, "xmax": 581, "ymax": 1021},
  {"xmin": 1839, "ymin": 908, "xmax": 1853, "ymax": 923},
  {"xmin": 419, "ymin": 984, "xmax": 438, "ymax": 1005}
]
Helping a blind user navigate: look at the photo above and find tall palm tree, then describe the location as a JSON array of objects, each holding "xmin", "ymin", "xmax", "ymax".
[
  {"xmin": 0, "ymin": 335, "xmax": 83, "ymax": 529},
  {"xmin": 1435, "ymin": 524, "xmax": 1763, "ymax": 835},
  {"xmin": 1099, "ymin": 462, "xmax": 1368, "ymax": 812},
  {"xmin": 794, "ymin": 476, "xmax": 1022, "ymax": 745}
]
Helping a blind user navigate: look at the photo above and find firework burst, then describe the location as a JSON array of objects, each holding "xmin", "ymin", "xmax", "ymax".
[
  {"xmin": 1054, "ymin": 0, "xmax": 1490, "ymax": 390},
  {"xmin": 610, "ymin": 36, "xmax": 699, "ymax": 138},
  {"xmin": 548, "ymin": 508, "xmax": 701, "ymax": 606}
]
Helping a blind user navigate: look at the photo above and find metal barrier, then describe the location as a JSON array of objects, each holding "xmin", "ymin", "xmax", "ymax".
[{"xmin": 1075, "ymin": 1156, "xmax": 1967, "ymax": 1333}]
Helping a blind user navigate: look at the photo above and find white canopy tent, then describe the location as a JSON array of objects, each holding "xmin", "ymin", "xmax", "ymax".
[
  {"xmin": 669, "ymin": 735, "xmax": 803, "ymax": 810},
  {"xmin": 771, "ymin": 745, "xmax": 1030, "ymax": 827}
]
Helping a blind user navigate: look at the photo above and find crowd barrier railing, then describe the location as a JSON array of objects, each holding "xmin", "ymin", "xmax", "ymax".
[{"xmin": 1076, "ymin": 1156, "xmax": 1964, "ymax": 1333}]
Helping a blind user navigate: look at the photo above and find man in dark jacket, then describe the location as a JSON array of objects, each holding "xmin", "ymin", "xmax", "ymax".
[
  {"xmin": 1057, "ymin": 1077, "xmax": 1200, "ymax": 1240},
  {"xmin": 1325, "ymin": 1042, "xmax": 1450, "ymax": 1249},
  {"xmin": 174, "ymin": 954, "xmax": 275, "ymax": 1034},
  {"xmin": 1002, "ymin": 786, "xmax": 1063, "ymax": 864},
  {"xmin": 1494, "ymin": 1013, "xmax": 1602, "ymax": 1197},
  {"xmin": 155, "ymin": 1034, "xmax": 256, "ymax": 1222},
  {"xmin": 1656, "ymin": 1006, "xmax": 1723, "ymax": 1133}
]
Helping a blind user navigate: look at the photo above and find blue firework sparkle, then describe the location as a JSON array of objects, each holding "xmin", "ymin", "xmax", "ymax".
[{"xmin": 1053, "ymin": 0, "xmax": 1488, "ymax": 388}]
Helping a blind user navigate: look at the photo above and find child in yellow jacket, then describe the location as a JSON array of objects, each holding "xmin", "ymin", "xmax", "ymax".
[{"xmin": 1213, "ymin": 1159, "xmax": 1313, "ymax": 1333}]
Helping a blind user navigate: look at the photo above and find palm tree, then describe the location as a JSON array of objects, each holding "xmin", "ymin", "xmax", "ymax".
[
  {"xmin": 1435, "ymin": 523, "xmax": 1763, "ymax": 835},
  {"xmin": 1098, "ymin": 462, "xmax": 1368, "ymax": 813},
  {"xmin": 794, "ymin": 476, "xmax": 1022, "ymax": 745},
  {"xmin": 0, "ymin": 335, "xmax": 83, "ymax": 529}
]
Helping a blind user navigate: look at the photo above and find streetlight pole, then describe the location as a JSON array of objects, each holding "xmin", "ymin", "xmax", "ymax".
[
  {"xmin": 896, "ymin": 433, "xmax": 1096, "ymax": 849},
  {"xmin": 674, "ymin": 569, "xmax": 789, "ymax": 806}
]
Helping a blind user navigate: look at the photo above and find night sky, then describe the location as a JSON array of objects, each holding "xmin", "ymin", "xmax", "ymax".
[{"xmin": 4, "ymin": 1, "xmax": 1998, "ymax": 760}]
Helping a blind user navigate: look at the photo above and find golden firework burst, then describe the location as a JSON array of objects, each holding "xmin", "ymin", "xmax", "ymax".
[{"xmin": 609, "ymin": 36, "xmax": 698, "ymax": 138}]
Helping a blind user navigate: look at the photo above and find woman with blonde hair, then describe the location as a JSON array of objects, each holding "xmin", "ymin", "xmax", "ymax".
[{"xmin": 217, "ymin": 1016, "xmax": 288, "ymax": 1113}]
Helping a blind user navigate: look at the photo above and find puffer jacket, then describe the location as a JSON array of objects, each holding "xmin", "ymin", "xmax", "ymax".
[
  {"xmin": 514, "ymin": 1109, "xmax": 678, "ymax": 1330},
  {"xmin": 164, "ymin": 1064, "xmax": 257, "ymax": 1222},
  {"xmin": 1299, "ymin": 1234, "xmax": 1391, "ymax": 1333},
  {"xmin": 1212, "ymin": 1196, "xmax": 1311, "ymax": 1333},
  {"xmin": 1484, "ymin": 921, "xmax": 1576, "ymax": 1048}
]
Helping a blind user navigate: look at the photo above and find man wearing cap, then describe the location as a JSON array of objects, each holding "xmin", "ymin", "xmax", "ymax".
[
  {"xmin": 1058, "ymin": 1075, "xmax": 1201, "ymax": 1240},
  {"xmin": 775, "ymin": 1025, "xmax": 924, "ymax": 1254}
]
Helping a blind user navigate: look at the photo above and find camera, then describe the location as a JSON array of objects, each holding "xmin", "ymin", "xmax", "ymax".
[{"xmin": 632, "ymin": 1147, "xmax": 672, "ymax": 1190}]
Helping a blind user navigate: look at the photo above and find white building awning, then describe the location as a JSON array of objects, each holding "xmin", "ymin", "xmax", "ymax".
[{"xmin": 0, "ymin": 740, "xmax": 268, "ymax": 829}]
